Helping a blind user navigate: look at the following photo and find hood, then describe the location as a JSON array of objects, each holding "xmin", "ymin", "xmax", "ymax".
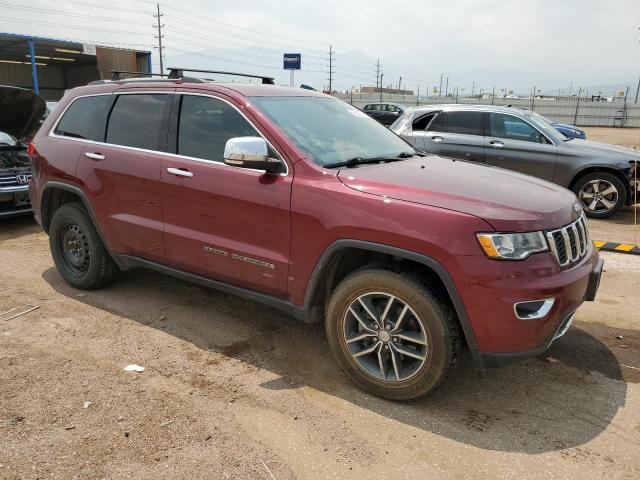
[
  {"xmin": 0, "ymin": 85, "xmax": 46, "ymax": 140},
  {"xmin": 564, "ymin": 138, "xmax": 640, "ymax": 159},
  {"xmin": 337, "ymin": 156, "xmax": 580, "ymax": 231}
]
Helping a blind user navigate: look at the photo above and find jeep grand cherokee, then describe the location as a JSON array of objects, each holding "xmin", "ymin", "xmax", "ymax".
[{"xmin": 29, "ymin": 73, "xmax": 603, "ymax": 400}]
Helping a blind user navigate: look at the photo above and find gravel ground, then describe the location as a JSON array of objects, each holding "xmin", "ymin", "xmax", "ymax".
[{"xmin": 1, "ymin": 127, "xmax": 639, "ymax": 479}]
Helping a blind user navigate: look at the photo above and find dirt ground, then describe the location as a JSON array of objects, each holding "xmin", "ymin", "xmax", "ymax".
[
  {"xmin": 1, "ymin": 128, "xmax": 640, "ymax": 480},
  {"xmin": 582, "ymin": 127, "xmax": 640, "ymax": 150}
]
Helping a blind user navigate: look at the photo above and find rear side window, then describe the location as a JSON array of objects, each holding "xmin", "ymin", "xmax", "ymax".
[
  {"xmin": 54, "ymin": 95, "xmax": 111, "ymax": 141},
  {"xmin": 106, "ymin": 94, "xmax": 172, "ymax": 150},
  {"xmin": 177, "ymin": 95, "xmax": 260, "ymax": 162},
  {"xmin": 412, "ymin": 112, "xmax": 437, "ymax": 131},
  {"xmin": 446, "ymin": 111, "xmax": 484, "ymax": 136}
]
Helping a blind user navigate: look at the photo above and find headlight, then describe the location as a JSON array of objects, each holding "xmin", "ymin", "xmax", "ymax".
[{"xmin": 476, "ymin": 231, "xmax": 549, "ymax": 260}]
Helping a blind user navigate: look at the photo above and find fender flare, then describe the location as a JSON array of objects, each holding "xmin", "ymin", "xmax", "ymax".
[
  {"xmin": 302, "ymin": 239, "xmax": 479, "ymax": 354},
  {"xmin": 41, "ymin": 181, "xmax": 112, "ymax": 252}
]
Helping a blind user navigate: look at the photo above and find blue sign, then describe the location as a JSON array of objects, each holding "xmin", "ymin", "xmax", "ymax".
[{"xmin": 283, "ymin": 53, "xmax": 301, "ymax": 70}]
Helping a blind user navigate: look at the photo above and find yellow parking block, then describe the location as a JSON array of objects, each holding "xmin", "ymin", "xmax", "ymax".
[{"xmin": 593, "ymin": 240, "xmax": 640, "ymax": 255}]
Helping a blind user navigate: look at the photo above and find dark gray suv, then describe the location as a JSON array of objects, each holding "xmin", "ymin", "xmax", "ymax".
[{"xmin": 391, "ymin": 104, "xmax": 639, "ymax": 218}]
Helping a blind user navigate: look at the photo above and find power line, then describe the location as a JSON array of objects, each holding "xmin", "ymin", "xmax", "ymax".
[
  {"xmin": 0, "ymin": 2, "xmax": 149, "ymax": 24},
  {"xmin": 0, "ymin": 16, "xmax": 150, "ymax": 36},
  {"xmin": 51, "ymin": 0, "xmax": 151, "ymax": 14},
  {"xmin": 157, "ymin": 2, "xmax": 328, "ymax": 48}
]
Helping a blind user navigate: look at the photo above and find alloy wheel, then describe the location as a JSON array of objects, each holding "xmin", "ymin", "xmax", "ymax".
[
  {"xmin": 578, "ymin": 179, "xmax": 619, "ymax": 214},
  {"xmin": 342, "ymin": 292, "xmax": 429, "ymax": 382}
]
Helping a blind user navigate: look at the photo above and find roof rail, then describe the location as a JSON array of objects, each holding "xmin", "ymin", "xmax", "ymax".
[
  {"xmin": 167, "ymin": 67, "xmax": 275, "ymax": 85},
  {"xmin": 109, "ymin": 70, "xmax": 167, "ymax": 81}
]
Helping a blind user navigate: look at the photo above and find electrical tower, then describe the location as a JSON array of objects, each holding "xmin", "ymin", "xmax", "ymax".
[
  {"xmin": 327, "ymin": 45, "xmax": 335, "ymax": 93},
  {"xmin": 153, "ymin": 3, "xmax": 165, "ymax": 74},
  {"xmin": 375, "ymin": 59, "xmax": 381, "ymax": 90}
]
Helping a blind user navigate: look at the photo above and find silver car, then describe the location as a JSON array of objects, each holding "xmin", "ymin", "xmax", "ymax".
[{"xmin": 391, "ymin": 104, "xmax": 639, "ymax": 218}]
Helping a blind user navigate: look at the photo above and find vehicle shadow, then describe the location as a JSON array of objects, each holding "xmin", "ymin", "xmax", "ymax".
[
  {"xmin": 0, "ymin": 215, "xmax": 39, "ymax": 240},
  {"xmin": 42, "ymin": 267, "xmax": 628, "ymax": 454}
]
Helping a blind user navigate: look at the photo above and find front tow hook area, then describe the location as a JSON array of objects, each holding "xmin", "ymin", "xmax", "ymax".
[{"xmin": 585, "ymin": 257, "xmax": 604, "ymax": 301}]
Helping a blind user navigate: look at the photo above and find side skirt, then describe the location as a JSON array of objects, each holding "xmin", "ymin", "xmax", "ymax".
[{"xmin": 111, "ymin": 253, "xmax": 308, "ymax": 322}]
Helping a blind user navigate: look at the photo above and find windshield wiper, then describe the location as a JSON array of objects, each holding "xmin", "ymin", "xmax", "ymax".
[{"xmin": 324, "ymin": 152, "xmax": 422, "ymax": 169}]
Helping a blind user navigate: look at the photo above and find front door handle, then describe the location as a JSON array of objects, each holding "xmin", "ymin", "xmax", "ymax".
[
  {"xmin": 84, "ymin": 152, "xmax": 105, "ymax": 161},
  {"xmin": 167, "ymin": 167, "xmax": 193, "ymax": 178},
  {"xmin": 431, "ymin": 136, "xmax": 444, "ymax": 142},
  {"xmin": 489, "ymin": 140, "xmax": 504, "ymax": 148}
]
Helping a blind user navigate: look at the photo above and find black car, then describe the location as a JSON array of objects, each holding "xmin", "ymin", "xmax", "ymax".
[
  {"xmin": 362, "ymin": 102, "xmax": 405, "ymax": 126},
  {"xmin": 0, "ymin": 86, "xmax": 45, "ymax": 218}
]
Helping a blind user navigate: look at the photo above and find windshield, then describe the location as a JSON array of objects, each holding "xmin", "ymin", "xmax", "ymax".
[
  {"xmin": 0, "ymin": 131, "xmax": 16, "ymax": 146},
  {"xmin": 249, "ymin": 96, "xmax": 415, "ymax": 166},
  {"xmin": 524, "ymin": 111, "xmax": 567, "ymax": 141}
]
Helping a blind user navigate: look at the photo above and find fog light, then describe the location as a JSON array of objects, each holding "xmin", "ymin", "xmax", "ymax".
[{"xmin": 514, "ymin": 298, "xmax": 555, "ymax": 320}]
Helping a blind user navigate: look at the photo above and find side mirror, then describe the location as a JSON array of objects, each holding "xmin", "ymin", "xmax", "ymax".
[{"xmin": 223, "ymin": 137, "xmax": 281, "ymax": 174}]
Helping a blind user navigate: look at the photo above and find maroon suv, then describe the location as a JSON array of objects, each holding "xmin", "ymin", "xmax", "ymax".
[{"xmin": 29, "ymin": 73, "xmax": 603, "ymax": 400}]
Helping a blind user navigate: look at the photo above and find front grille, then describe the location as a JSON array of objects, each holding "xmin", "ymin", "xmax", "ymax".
[
  {"xmin": 0, "ymin": 173, "xmax": 31, "ymax": 188},
  {"xmin": 546, "ymin": 215, "xmax": 589, "ymax": 267}
]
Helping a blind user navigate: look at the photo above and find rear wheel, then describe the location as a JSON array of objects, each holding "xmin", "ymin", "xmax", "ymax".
[
  {"xmin": 325, "ymin": 267, "xmax": 461, "ymax": 400},
  {"xmin": 573, "ymin": 172, "xmax": 626, "ymax": 218},
  {"xmin": 49, "ymin": 202, "xmax": 118, "ymax": 289}
]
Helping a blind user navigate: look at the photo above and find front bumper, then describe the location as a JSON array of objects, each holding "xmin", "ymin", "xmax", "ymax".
[
  {"xmin": 451, "ymin": 245, "xmax": 602, "ymax": 368},
  {"xmin": 0, "ymin": 185, "xmax": 32, "ymax": 219}
]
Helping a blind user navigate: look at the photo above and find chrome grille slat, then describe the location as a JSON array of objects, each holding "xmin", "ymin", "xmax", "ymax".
[
  {"xmin": 547, "ymin": 215, "xmax": 589, "ymax": 267},
  {"xmin": 0, "ymin": 173, "xmax": 31, "ymax": 188}
]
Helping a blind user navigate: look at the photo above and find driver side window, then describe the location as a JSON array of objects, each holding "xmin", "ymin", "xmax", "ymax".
[{"xmin": 489, "ymin": 113, "xmax": 545, "ymax": 143}]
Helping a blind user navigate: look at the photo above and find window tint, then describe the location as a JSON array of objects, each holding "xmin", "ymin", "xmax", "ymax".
[
  {"xmin": 54, "ymin": 95, "xmax": 111, "ymax": 141},
  {"xmin": 489, "ymin": 113, "xmax": 541, "ymax": 143},
  {"xmin": 363, "ymin": 104, "xmax": 373, "ymax": 111},
  {"xmin": 446, "ymin": 111, "xmax": 484, "ymax": 136},
  {"xmin": 106, "ymin": 94, "xmax": 171, "ymax": 150},
  {"xmin": 412, "ymin": 112, "xmax": 436, "ymax": 131},
  {"xmin": 428, "ymin": 112, "xmax": 446, "ymax": 132},
  {"xmin": 178, "ymin": 95, "xmax": 261, "ymax": 163}
]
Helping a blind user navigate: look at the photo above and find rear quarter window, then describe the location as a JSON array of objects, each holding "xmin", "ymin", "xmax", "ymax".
[{"xmin": 54, "ymin": 95, "xmax": 112, "ymax": 141}]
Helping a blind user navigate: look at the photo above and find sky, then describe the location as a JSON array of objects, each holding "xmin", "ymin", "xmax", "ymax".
[{"xmin": 3, "ymin": 0, "xmax": 640, "ymax": 94}]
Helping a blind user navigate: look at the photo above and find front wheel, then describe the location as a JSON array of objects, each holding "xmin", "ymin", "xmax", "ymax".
[
  {"xmin": 573, "ymin": 172, "xmax": 626, "ymax": 219},
  {"xmin": 325, "ymin": 267, "xmax": 461, "ymax": 401}
]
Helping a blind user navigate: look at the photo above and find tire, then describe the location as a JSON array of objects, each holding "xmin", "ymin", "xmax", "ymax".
[
  {"xmin": 325, "ymin": 267, "xmax": 461, "ymax": 401},
  {"xmin": 573, "ymin": 172, "xmax": 626, "ymax": 219},
  {"xmin": 49, "ymin": 202, "xmax": 119, "ymax": 290}
]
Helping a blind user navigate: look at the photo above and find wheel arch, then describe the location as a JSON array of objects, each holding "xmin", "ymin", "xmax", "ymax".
[
  {"xmin": 568, "ymin": 166, "xmax": 631, "ymax": 205},
  {"xmin": 302, "ymin": 240, "xmax": 479, "ymax": 354},
  {"xmin": 41, "ymin": 181, "xmax": 111, "ymax": 251}
]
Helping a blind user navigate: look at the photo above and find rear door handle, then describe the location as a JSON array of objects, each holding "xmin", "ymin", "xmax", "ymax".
[
  {"xmin": 84, "ymin": 152, "xmax": 105, "ymax": 161},
  {"xmin": 167, "ymin": 167, "xmax": 193, "ymax": 178},
  {"xmin": 489, "ymin": 140, "xmax": 504, "ymax": 148},
  {"xmin": 431, "ymin": 136, "xmax": 444, "ymax": 142}
]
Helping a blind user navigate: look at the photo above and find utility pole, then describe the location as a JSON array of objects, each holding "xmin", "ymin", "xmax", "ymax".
[
  {"xmin": 471, "ymin": 81, "xmax": 475, "ymax": 98},
  {"xmin": 375, "ymin": 59, "xmax": 381, "ymax": 90},
  {"xmin": 635, "ymin": 75, "xmax": 640, "ymax": 103},
  {"xmin": 153, "ymin": 3, "xmax": 164, "ymax": 75},
  {"xmin": 439, "ymin": 73, "xmax": 443, "ymax": 97},
  {"xmin": 327, "ymin": 45, "xmax": 334, "ymax": 93},
  {"xmin": 491, "ymin": 85, "xmax": 495, "ymax": 105},
  {"xmin": 416, "ymin": 85, "xmax": 420, "ymax": 106},
  {"xmin": 445, "ymin": 77, "xmax": 449, "ymax": 97},
  {"xmin": 380, "ymin": 73, "xmax": 383, "ymax": 101}
]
